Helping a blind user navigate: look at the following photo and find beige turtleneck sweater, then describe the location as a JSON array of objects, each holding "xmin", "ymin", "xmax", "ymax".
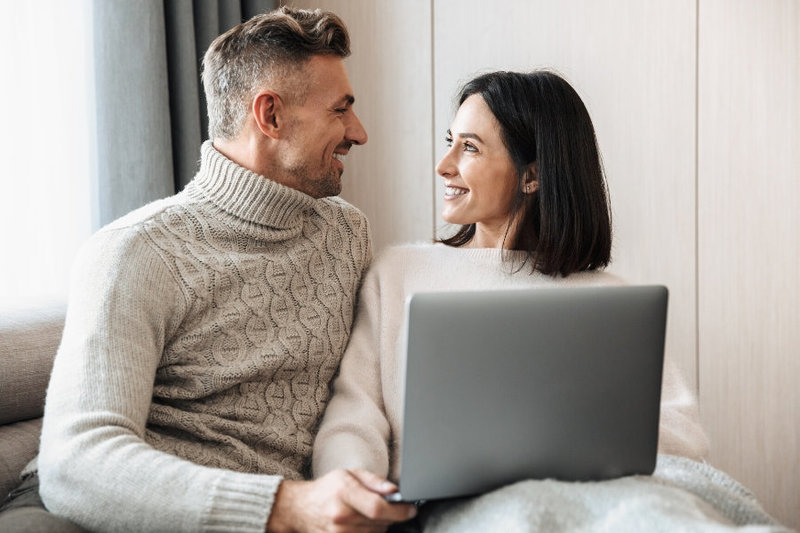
[{"xmin": 37, "ymin": 141, "xmax": 372, "ymax": 532}]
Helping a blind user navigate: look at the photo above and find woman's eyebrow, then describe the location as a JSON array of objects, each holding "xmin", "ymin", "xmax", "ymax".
[{"xmin": 451, "ymin": 130, "xmax": 484, "ymax": 143}]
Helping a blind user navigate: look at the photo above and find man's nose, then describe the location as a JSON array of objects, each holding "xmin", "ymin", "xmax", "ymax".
[{"xmin": 346, "ymin": 112, "xmax": 368, "ymax": 145}]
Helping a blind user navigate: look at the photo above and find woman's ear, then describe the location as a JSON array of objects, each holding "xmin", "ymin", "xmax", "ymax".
[
  {"xmin": 252, "ymin": 90, "xmax": 283, "ymax": 139},
  {"xmin": 523, "ymin": 162, "xmax": 539, "ymax": 194}
]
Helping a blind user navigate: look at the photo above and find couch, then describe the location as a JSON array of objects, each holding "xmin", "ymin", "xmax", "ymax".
[
  {"xmin": 0, "ymin": 303, "xmax": 66, "ymax": 500},
  {"xmin": 0, "ymin": 303, "xmax": 788, "ymax": 531}
]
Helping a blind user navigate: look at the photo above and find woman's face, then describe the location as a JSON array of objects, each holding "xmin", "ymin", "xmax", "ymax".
[{"xmin": 436, "ymin": 94, "xmax": 520, "ymax": 248}]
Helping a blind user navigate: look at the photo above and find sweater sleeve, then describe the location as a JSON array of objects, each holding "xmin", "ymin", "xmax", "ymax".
[
  {"xmin": 37, "ymin": 227, "xmax": 281, "ymax": 532},
  {"xmin": 657, "ymin": 357, "xmax": 710, "ymax": 461},
  {"xmin": 312, "ymin": 273, "xmax": 393, "ymax": 479}
]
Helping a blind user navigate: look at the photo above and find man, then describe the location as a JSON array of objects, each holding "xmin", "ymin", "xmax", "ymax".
[{"xmin": 0, "ymin": 7, "xmax": 415, "ymax": 532}]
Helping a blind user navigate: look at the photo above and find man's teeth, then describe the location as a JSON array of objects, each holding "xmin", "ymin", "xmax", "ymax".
[
  {"xmin": 333, "ymin": 153, "xmax": 346, "ymax": 161},
  {"xmin": 446, "ymin": 186, "xmax": 467, "ymax": 196}
]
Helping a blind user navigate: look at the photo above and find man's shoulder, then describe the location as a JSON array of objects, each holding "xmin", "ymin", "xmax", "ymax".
[
  {"xmin": 315, "ymin": 196, "xmax": 368, "ymax": 224},
  {"xmin": 313, "ymin": 197, "xmax": 372, "ymax": 256},
  {"xmin": 103, "ymin": 195, "xmax": 184, "ymax": 232},
  {"xmin": 83, "ymin": 195, "xmax": 187, "ymax": 259}
]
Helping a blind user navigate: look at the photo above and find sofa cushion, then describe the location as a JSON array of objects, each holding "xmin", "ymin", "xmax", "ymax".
[
  {"xmin": 0, "ymin": 417, "xmax": 42, "ymax": 498},
  {"xmin": 0, "ymin": 303, "xmax": 66, "ymax": 426}
]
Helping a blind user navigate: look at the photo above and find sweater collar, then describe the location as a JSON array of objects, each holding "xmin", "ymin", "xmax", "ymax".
[{"xmin": 191, "ymin": 140, "xmax": 317, "ymax": 229}]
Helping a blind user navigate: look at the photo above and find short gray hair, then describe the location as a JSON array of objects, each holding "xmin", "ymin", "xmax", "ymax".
[{"xmin": 202, "ymin": 6, "xmax": 351, "ymax": 140}]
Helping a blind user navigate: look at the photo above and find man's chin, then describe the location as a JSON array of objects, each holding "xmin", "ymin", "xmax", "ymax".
[
  {"xmin": 313, "ymin": 178, "xmax": 342, "ymax": 198},
  {"xmin": 323, "ymin": 185, "xmax": 342, "ymax": 198},
  {"xmin": 324, "ymin": 172, "xmax": 344, "ymax": 197}
]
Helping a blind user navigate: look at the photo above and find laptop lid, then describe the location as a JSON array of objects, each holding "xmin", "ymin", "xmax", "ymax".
[{"xmin": 388, "ymin": 285, "xmax": 667, "ymax": 503}]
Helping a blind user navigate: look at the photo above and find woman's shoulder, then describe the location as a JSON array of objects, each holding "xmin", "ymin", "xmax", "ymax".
[
  {"xmin": 560, "ymin": 269, "xmax": 628, "ymax": 286},
  {"xmin": 568, "ymin": 269, "xmax": 627, "ymax": 285},
  {"xmin": 365, "ymin": 242, "xmax": 479, "ymax": 285},
  {"xmin": 373, "ymin": 241, "xmax": 438, "ymax": 260}
]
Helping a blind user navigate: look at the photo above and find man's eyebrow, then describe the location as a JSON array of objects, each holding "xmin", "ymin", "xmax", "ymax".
[{"xmin": 336, "ymin": 94, "xmax": 355, "ymax": 106}]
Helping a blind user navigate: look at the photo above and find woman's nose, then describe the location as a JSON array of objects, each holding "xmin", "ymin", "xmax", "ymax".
[{"xmin": 436, "ymin": 149, "xmax": 456, "ymax": 177}]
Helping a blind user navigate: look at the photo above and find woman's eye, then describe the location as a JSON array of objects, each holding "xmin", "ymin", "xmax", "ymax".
[
  {"xmin": 463, "ymin": 142, "xmax": 477, "ymax": 152},
  {"xmin": 445, "ymin": 136, "xmax": 453, "ymax": 147}
]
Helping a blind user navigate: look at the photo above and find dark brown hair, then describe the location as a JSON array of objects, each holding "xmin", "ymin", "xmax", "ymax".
[{"xmin": 439, "ymin": 70, "xmax": 612, "ymax": 277}]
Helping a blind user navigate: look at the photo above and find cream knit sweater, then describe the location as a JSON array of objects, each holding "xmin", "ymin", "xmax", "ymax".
[
  {"xmin": 313, "ymin": 244, "xmax": 710, "ymax": 482},
  {"xmin": 37, "ymin": 141, "xmax": 372, "ymax": 532}
]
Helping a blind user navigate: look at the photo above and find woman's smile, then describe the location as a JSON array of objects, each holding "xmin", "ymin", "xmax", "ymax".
[{"xmin": 444, "ymin": 185, "xmax": 469, "ymax": 199}]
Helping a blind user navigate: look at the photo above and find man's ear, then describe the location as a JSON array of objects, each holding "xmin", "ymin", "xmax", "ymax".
[
  {"xmin": 252, "ymin": 91, "xmax": 283, "ymax": 139},
  {"xmin": 523, "ymin": 162, "xmax": 539, "ymax": 194}
]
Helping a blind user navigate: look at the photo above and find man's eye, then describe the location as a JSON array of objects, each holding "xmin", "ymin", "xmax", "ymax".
[{"xmin": 335, "ymin": 108, "xmax": 347, "ymax": 114}]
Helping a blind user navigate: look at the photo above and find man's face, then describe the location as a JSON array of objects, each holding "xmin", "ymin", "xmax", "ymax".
[{"xmin": 280, "ymin": 55, "xmax": 368, "ymax": 198}]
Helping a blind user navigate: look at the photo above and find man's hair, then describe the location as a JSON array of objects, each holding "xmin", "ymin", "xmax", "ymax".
[
  {"xmin": 202, "ymin": 6, "xmax": 350, "ymax": 140},
  {"xmin": 439, "ymin": 70, "xmax": 612, "ymax": 277}
]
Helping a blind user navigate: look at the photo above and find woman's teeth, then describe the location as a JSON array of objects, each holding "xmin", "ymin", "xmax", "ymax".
[{"xmin": 445, "ymin": 186, "xmax": 467, "ymax": 196}]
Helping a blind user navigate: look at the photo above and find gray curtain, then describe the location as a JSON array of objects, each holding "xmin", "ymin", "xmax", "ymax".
[{"xmin": 91, "ymin": 0, "xmax": 276, "ymax": 228}]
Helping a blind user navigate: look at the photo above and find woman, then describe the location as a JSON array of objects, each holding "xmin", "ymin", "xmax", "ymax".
[{"xmin": 313, "ymin": 70, "xmax": 709, "ymax": 485}]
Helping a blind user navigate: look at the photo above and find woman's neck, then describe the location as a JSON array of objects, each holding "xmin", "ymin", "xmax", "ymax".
[{"xmin": 468, "ymin": 220, "xmax": 521, "ymax": 249}]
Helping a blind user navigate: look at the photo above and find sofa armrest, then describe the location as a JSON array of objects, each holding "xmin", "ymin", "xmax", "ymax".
[
  {"xmin": 0, "ymin": 303, "xmax": 66, "ymax": 426},
  {"xmin": 0, "ymin": 418, "xmax": 42, "ymax": 498}
]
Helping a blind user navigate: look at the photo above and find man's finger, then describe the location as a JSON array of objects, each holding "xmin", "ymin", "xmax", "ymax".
[
  {"xmin": 348, "ymin": 469, "xmax": 399, "ymax": 495},
  {"xmin": 341, "ymin": 472, "xmax": 417, "ymax": 523}
]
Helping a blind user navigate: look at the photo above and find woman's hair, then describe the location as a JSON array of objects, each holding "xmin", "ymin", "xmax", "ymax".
[
  {"xmin": 202, "ymin": 6, "xmax": 350, "ymax": 140},
  {"xmin": 439, "ymin": 70, "xmax": 612, "ymax": 277}
]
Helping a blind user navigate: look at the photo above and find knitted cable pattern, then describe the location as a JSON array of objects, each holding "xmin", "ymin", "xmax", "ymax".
[{"xmin": 141, "ymin": 143, "xmax": 371, "ymax": 479}]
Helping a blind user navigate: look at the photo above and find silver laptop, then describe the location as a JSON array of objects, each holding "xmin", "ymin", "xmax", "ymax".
[{"xmin": 386, "ymin": 285, "xmax": 668, "ymax": 503}]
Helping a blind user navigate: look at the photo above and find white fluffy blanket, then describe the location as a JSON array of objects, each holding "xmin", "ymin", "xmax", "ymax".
[{"xmin": 419, "ymin": 455, "xmax": 795, "ymax": 532}]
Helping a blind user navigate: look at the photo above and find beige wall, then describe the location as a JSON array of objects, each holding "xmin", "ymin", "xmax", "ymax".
[
  {"xmin": 697, "ymin": 0, "xmax": 800, "ymax": 527},
  {"xmin": 290, "ymin": 0, "xmax": 799, "ymax": 527}
]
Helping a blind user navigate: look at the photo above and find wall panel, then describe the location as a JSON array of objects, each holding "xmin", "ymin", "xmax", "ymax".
[
  {"xmin": 433, "ymin": 0, "xmax": 699, "ymax": 388},
  {"xmin": 289, "ymin": 0, "xmax": 435, "ymax": 251},
  {"xmin": 698, "ymin": 0, "xmax": 800, "ymax": 527}
]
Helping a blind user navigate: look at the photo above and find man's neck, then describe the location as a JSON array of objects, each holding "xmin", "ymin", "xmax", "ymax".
[{"xmin": 212, "ymin": 137, "xmax": 260, "ymax": 174}]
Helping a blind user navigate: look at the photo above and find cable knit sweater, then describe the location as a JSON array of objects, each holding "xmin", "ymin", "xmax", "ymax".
[
  {"xmin": 313, "ymin": 244, "xmax": 710, "ymax": 482},
  {"xmin": 37, "ymin": 141, "xmax": 372, "ymax": 532}
]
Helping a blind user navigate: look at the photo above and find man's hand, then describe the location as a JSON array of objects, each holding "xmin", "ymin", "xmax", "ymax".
[{"xmin": 266, "ymin": 469, "xmax": 417, "ymax": 533}]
